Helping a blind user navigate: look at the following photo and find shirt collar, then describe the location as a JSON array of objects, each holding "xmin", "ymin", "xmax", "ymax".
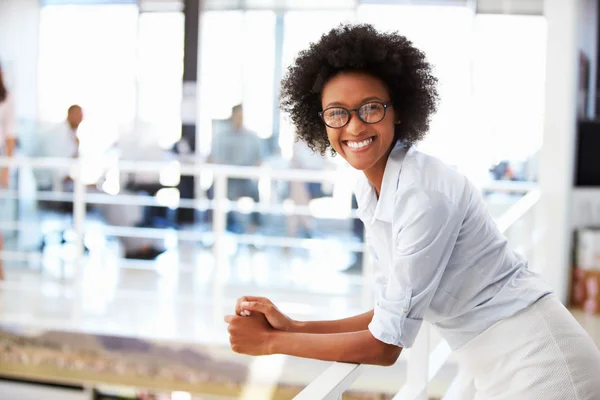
[{"xmin": 355, "ymin": 141, "xmax": 409, "ymax": 224}]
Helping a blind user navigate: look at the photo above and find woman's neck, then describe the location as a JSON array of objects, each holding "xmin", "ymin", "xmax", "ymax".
[{"xmin": 363, "ymin": 151, "xmax": 392, "ymax": 198}]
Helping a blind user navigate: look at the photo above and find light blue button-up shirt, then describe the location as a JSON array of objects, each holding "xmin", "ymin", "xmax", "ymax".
[{"xmin": 357, "ymin": 143, "xmax": 551, "ymax": 350}]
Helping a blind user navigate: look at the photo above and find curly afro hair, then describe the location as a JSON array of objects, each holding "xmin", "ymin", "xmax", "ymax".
[{"xmin": 280, "ymin": 23, "xmax": 438, "ymax": 155}]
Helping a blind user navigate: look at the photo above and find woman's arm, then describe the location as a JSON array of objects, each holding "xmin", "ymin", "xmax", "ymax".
[
  {"xmin": 236, "ymin": 297, "xmax": 374, "ymax": 334},
  {"xmin": 225, "ymin": 313, "xmax": 402, "ymax": 366},
  {"xmin": 292, "ymin": 310, "xmax": 374, "ymax": 334},
  {"xmin": 271, "ymin": 329, "xmax": 401, "ymax": 366},
  {"xmin": 5, "ymin": 136, "xmax": 15, "ymax": 156}
]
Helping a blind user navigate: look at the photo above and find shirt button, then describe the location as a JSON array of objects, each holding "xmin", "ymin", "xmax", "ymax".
[{"xmin": 402, "ymin": 308, "xmax": 409, "ymax": 314}]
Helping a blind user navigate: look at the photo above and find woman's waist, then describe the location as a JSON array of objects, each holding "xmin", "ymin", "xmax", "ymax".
[{"xmin": 431, "ymin": 270, "xmax": 552, "ymax": 350}]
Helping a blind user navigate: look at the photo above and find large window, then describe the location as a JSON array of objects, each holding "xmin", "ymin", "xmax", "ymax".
[
  {"xmin": 38, "ymin": 5, "xmax": 138, "ymax": 127},
  {"xmin": 136, "ymin": 11, "xmax": 185, "ymax": 149},
  {"xmin": 38, "ymin": 5, "xmax": 186, "ymax": 155},
  {"xmin": 471, "ymin": 14, "xmax": 547, "ymax": 181},
  {"xmin": 198, "ymin": 11, "xmax": 276, "ymax": 156},
  {"xmin": 37, "ymin": 3, "xmax": 548, "ymax": 181}
]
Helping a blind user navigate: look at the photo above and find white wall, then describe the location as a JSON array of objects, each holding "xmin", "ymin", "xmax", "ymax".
[
  {"xmin": 578, "ymin": 0, "xmax": 598, "ymax": 119},
  {"xmin": 0, "ymin": 0, "xmax": 40, "ymax": 123},
  {"xmin": 538, "ymin": 0, "xmax": 580, "ymax": 303}
]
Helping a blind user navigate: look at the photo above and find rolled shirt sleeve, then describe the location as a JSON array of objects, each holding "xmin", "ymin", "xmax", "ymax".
[{"xmin": 369, "ymin": 189, "xmax": 463, "ymax": 348}]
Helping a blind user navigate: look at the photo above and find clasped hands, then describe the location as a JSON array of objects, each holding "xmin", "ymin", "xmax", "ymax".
[{"xmin": 224, "ymin": 296, "xmax": 294, "ymax": 356}]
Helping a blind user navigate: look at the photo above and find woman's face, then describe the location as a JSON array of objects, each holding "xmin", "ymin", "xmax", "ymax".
[{"xmin": 321, "ymin": 71, "xmax": 396, "ymax": 174}]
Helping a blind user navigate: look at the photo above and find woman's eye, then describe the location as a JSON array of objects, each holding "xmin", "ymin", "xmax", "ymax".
[{"xmin": 327, "ymin": 109, "xmax": 345, "ymax": 117}]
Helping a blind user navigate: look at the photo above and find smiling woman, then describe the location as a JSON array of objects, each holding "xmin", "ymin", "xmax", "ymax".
[{"xmin": 225, "ymin": 23, "xmax": 600, "ymax": 399}]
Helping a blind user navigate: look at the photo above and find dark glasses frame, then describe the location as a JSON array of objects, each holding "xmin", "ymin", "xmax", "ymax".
[{"xmin": 318, "ymin": 101, "xmax": 393, "ymax": 129}]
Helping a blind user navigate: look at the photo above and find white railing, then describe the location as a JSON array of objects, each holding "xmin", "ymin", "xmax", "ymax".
[
  {"xmin": 293, "ymin": 186, "xmax": 541, "ymax": 400},
  {"xmin": 293, "ymin": 363, "xmax": 364, "ymax": 400},
  {"xmin": 0, "ymin": 156, "xmax": 362, "ymax": 258},
  {"xmin": 496, "ymin": 188, "xmax": 542, "ymax": 272}
]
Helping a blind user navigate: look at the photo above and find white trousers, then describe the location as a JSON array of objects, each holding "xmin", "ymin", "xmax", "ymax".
[{"xmin": 452, "ymin": 294, "xmax": 600, "ymax": 400}]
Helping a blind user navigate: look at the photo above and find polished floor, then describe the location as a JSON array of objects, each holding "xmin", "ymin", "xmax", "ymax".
[{"xmin": 0, "ymin": 243, "xmax": 367, "ymax": 345}]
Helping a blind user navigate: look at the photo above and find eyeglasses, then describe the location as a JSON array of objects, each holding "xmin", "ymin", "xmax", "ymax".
[{"xmin": 318, "ymin": 101, "xmax": 392, "ymax": 129}]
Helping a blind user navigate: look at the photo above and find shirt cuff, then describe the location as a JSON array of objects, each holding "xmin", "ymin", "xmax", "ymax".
[{"xmin": 368, "ymin": 303, "xmax": 423, "ymax": 348}]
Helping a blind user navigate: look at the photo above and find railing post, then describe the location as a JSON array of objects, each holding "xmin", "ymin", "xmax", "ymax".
[
  {"xmin": 212, "ymin": 173, "xmax": 228, "ymax": 326},
  {"xmin": 72, "ymin": 160, "xmax": 86, "ymax": 281},
  {"xmin": 71, "ymin": 159, "xmax": 86, "ymax": 323},
  {"xmin": 409, "ymin": 323, "xmax": 430, "ymax": 394},
  {"xmin": 394, "ymin": 324, "xmax": 430, "ymax": 400}
]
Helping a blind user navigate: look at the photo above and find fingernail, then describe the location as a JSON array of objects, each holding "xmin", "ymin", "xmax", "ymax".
[
  {"xmin": 243, "ymin": 310, "xmax": 250, "ymax": 316},
  {"xmin": 241, "ymin": 302, "xmax": 249, "ymax": 307}
]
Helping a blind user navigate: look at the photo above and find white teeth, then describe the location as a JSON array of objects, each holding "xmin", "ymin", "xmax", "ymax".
[{"xmin": 347, "ymin": 138, "xmax": 373, "ymax": 149}]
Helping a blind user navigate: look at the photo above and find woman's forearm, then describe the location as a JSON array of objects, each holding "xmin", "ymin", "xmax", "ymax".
[
  {"xmin": 5, "ymin": 137, "xmax": 15, "ymax": 157},
  {"xmin": 291, "ymin": 310, "xmax": 375, "ymax": 334},
  {"xmin": 269, "ymin": 329, "xmax": 401, "ymax": 366},
  {"xmin": 292, "ymin": 310, "xmax": 374, "ymax": 334}
]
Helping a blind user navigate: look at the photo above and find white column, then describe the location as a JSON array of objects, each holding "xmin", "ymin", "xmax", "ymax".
[{"xmin": 537, "ymin": 0, "xmax": 580, "ymax": 303}]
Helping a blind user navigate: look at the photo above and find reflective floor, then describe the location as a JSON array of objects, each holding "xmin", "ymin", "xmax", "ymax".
[{"xmin": 0, "ymin": 246, "xmax": 443, "ymax": 397}]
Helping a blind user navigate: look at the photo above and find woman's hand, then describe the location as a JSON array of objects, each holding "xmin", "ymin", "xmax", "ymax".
[
  {"xmin": 224, "ymin": 312, "xmax": 275, "ymax": 356},
  {"xmin": 235, "ymin": 296, "xmax": 296, "ymax": 332}
]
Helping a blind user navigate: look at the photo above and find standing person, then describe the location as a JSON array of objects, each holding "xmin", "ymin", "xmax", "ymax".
[
  {"xmin": 36, "ymin": 105, "xmax": 84, "ymax": 251},
  {"xmin": 209, "ymin": 104, "xmax": 263, "ymax": 234},
  {"xmin": 41, "ymin": 105, "xmax": 83, "ymax": 191},
  {"xmin": 225, "ymin": 24, "xmax": 600, "ymax": 399},
  {"xmin": 0, "ymin": 63, "xmax": 16, "ymax": 280}
]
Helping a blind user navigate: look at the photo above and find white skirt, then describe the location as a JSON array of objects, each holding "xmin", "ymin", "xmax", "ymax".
[{"xmin": 452, "ymin": 294, "xmax": 600, "ymax": 400}]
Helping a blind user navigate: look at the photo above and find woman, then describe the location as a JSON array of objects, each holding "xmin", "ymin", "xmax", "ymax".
[
  {"xmin": 224, "ymin": 24, "xmax": 600, "ymax": 399},
  {"xmin": 0, "ymin": 63, "xmax": 16, "ymax": 281}
]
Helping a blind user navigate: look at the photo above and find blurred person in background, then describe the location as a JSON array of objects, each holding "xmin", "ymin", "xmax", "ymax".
[
  {"xmin": 40, "ymin": 105, "xmax": 84, "ymax": 191},
  {"xmin": 35, "ymin": 105, "xmax": 84, "ymax": 252},
  {"xmin": 209, "ymin": 104, "xmax": 264, "ymax": 234},
  {"xmin": 0, "ymin": 63, "xmax": 17, "ymax": 280}
]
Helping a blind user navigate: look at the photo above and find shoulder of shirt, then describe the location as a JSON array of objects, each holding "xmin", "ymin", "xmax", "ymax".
[{"xmin": 396, "ymin": 148, "xmax": 471, "ymax": 208}]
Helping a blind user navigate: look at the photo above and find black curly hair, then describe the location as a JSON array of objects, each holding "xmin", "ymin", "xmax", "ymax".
[{"xmin": 280, "ymin": 23, "xmax": 438, "ymax": 155}]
